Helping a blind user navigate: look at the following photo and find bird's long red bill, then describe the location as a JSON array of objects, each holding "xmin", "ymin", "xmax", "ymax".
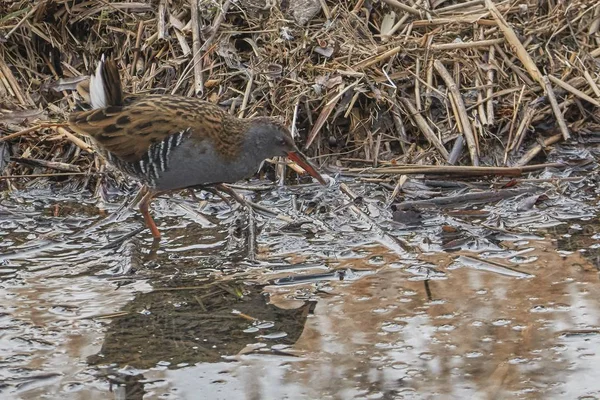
[{"xmin": 286, "ymin": 151, "xmax": 327, "ymax": 185}]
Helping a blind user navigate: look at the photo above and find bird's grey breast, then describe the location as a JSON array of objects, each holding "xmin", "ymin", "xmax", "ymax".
[{"xmin": 152, "ymin": 134, "xmax": 262, "ymax": 191}]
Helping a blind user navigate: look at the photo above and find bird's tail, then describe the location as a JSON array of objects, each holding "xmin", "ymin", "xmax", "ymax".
[{"xmin": 88, "ymin": 55, "xmax": 123, "ymax": 109}]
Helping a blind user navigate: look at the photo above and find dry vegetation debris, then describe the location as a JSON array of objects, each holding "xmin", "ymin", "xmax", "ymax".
[{"xmin": 1, "ymin": 0, "xmax": 599, "ymax": 189}]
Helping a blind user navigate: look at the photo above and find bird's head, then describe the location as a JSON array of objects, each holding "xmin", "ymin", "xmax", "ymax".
[{"xmin": 246, "ymin": 117, "xmax": 326, "ymax": 184}]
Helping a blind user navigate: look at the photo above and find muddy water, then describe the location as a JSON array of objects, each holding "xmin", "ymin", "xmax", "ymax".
[{"xmin": 1, "ymin": 172, "xmax": 600, "ymax": 399}]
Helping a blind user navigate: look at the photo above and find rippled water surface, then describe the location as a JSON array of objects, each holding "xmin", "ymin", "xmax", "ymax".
[{"xmin": 2, "ymin": 162, "xmax": 600, "ymax": 399}]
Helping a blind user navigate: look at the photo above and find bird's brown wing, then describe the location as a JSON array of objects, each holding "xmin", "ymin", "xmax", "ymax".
[{"xmin": 69, "ymin": 95, "xmax": 244, "ymax": 162}]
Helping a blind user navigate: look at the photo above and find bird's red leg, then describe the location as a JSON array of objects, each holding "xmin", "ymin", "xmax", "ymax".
[{"xmin": 138, "ymin": 188, "xmax": 161, "ymax": 239}]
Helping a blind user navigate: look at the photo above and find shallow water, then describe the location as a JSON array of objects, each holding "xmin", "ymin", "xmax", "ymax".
[{"xmin": 1, "ymin": 168, "xmax": 600, "ymax": 399}]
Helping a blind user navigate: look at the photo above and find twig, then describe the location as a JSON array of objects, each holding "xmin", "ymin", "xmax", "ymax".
[
  {"xmin": 541, "ymin": 76, "xmax": 571, "ymax": 140},
  {"xmin": 515, "ymin": 133, "xmax": 563, "ymax": 166},
  {"xmin": 493, "ymin": 44, "xmax": 534, "ymax": 86},
  {"xmin": 341, "ymin": 163, "xmax": 565, "ymax": 176},
  {"xmin": 391, "ymin": 104, "xmax": 408, "ymax": 153},
  {"xmin": 0, "ymin": 123, "xmax": 65, "ymax": 143},
  {"xmin": 11, "ymin": 157, "xmax": 81, "ymax": 173},
  {"xmin": 247, "ymin": 206, "xmax": 256, "ymax": 262},
  {"xmin": 56, "ymin": 127, "xmax": 95, "ymax": 153},
  {"xmin": 435, "ymin": 0, "xmax": 485, "ymax": 13},
  {"xmin": 400, "ymin": 98, "xmax": 450, "ymax": 160},
  {"xmin": 238, "ymin": 72, "xmax": 254, "ymax": 117},
  {"xmin": 429, "ymin": 38, "xmax": 504, "ymax": 50},
  {"xmin": 486, "ymin": 45, "xmax": 495, "ymax": 125},
  {"xmin": 0, "ymin": 57, "xmax": 33, "ymax": 105},
  {"xmin": 475, "ymin": 76, "xmax": 488, "ymax": 125},
  {"xmin": 318, "ymin": 0, "xmax": 331, "ymax": 19},
  {"xmin": 157, "ymin": 0, "xmax": 167, "ymax": 40},
  {"xmin": 192, "ymin": 0, "xmax": 232, "ymax": 94},
  {"xmin": 131, "ymin": 21, "xmax": 144, "ymax": 76},
  {"xmin": 380, "ymin": 0, "xmax": 421, "ymax": 16},
  {"xmin": 413, "ymin": 17, "xmax": 496, "ymax": 27},
  {"xmin": 448, "ymin": 135, "xmax": 465, "ymax": 165},
  {"xmin": 434, "ymin": 60, "xmax": 479, "ymax": 165},
  {"xmin": 190, "ymin": 0, "xmax": 203, "ymax": 94},
  {"xmin": 548, "ymin": 74, "xmax": 600, "ymax": 108},
  {"xmin": 485, "ymin": 0, "xmax": 569, "ymax": 140},
  {"xmin": 352, "ymin": 46, "xmax": 403, "ymax": 70},
  {"xmin": 509, "ymin": 98, "xmax": 538, "ymax": 156},
  {"xmin": 583, "ymin": 70, "xmax": 600, "ymax": 98},
  {"xmin": 504, "ymin": 85, "xmax": 526, "ymax": 163},
  {"xmin": 0, "ymin": 172, "xmax": 94, "ymax": 179},
  {"xmin": 485, "ymin": 0, "xmax": 543, "ymax": 85},
  {"xmin": 305, "ymin": 90, "xmax": 341, "ymax": 149},
  {"xmin": 4, "ymin": 5, "xmax": 38, "ymax": 39}
]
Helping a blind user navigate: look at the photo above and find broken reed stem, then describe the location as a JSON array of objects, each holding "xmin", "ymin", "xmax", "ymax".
[
  {"xmin": 485, "ymin": 0, "xmax": 570, "ymax": 141},
  {"xmin": 415, "ymin": 58, "xmax": 421, "ymax": 111},
  {"xmin": 4, "ymin": 5, "xmax": 38, "ymax": 39},
  {"xmin": 202, "ymin": 1, "xmax": 232, "ymax": 53},
  {"xmin": 184, "ymin": 0, "xmax": 232, "ymax": 95},
  {"xmin": 425, "ymin": 58, "xmax": 434, "ymax": 111},
  {"xmin": 56, "ymin": 127, "xmax": 95, "ymax": 153},
  {"xmin": 247, "ymin": 206, "xmax": 256, "ymax": 262},
  {"xmin": 400, "ymin": 98, "xmax": 450, "ymax": 161},
  {"xmin": 476, "ymin": 76, "xmax": 487, "ymax": 125},
  {"xmin": 485, "ymin": 0, "xmax": 543, "ymax": 85},
  {"xmin": 412, "ymin": 17, "xmax": 496, "ymax": 27},
  {"xmin": 351, "ymin": 0, "xmax": 366, "ymax": 13},
  {"xmin": 583, "ymin": 70, "xmax": 600, "ymax": 97},
  {"xmin": 238, "ymin": 72, "xmax": 254, "ymax": 117},
  {"xmin": 353, "ymin": 46, "xmax": 402, "ymax": 69},
  {"xmin": 245, "ymin": 201, "xmax": 295, "ymax": 223},
  {"xmin": 435, "ymin": 0, "xmax": 486, "ymax": 14},
  {"xmin": 448, "ymin": 135, "xmax": 465, "ymax": 165},
  {"xmin": 0, "ymin": 172, "xmax": 94, "ymax": 179},
  {"xmin": 157, "ymin": 0, "xmax": 167, "ymax": 40},
  {"xmin": 504, "ymin": 85, "xmax": 526, "ymax": 163},
  {"xmin": 541, "ymin": 76, "xmax": 571, "ymax": 140},
  {"xmin": 486, "ymin": 45, "xmax": 495, "ymax": 125},
  {"xmin": 391, "ymin": 105, "xmax": 409, "ymax": 153},
  {"xmin": 430, "ymin": 38, "xmax": 504, "ymax": 50},
  {"xmin": 510, "ymin": 99, "xmax": 538, "ymax": 155},
  {"xmin": 305, "ymin": 87, "xmax": 343, "ymax": 148},
  {"xmin": 2, "ymin": 0, "xmax": 596, "ymax": 184},
  {"xmin": 343, "ymin": 163, "xmax": 564, "ymax": 177},
  {"xmin": 0, "ymin": 123, "xmax": 68, "ymax": 143},
  {"xmin": 11, "ymin": 157, "xmax": 81, "ymax": 172},
  {"xmin": 493, "ymin": 44, "xmax": 534, "ymax": 86},
  {"xmin": 131, "ymin": 21, "xmax": 144, "ymax": 76},
  {"xmin": 380, "ymin": 0, "xmax": 421, "ymax": 16},
  {"xmin": 0, "ymin": 57, "xmax": 32, "ymax": 105},
  {"xmin": 548, "ymin": 74, "xmax": 600, "ymax": 108},
  {"xmin": 190, "ymin": 0, "xmax": 203, "ymax": 94},
  {"xmin": 515, "ymin": 133, "xmax": 563, "ymax": 166},
  {"xmin": 434, "ymin": 60, "xmax": 479, "ymax": 165}
]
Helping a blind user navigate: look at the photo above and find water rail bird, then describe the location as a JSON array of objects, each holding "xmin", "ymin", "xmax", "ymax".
[{"xmin": 69, "ymin": 57, "xmax": 325, "ymax": 239}]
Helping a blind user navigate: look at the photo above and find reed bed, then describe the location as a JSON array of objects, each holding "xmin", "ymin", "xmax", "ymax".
[{"xmin": 1, "ymin": 0, "xmax": 599, "ymax": 191}]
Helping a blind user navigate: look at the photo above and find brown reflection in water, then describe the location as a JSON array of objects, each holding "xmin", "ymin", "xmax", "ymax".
[
  {"xmin": 554, "ymin": 219, "xmax": 600, "ymax": 271},
  {"xmin": 89, "ymin": 279, "xmax": 316, "ymax": 369},
  {"xmin": 264, "ymin": 239, "xmax": 600, "ymax": 399}
]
